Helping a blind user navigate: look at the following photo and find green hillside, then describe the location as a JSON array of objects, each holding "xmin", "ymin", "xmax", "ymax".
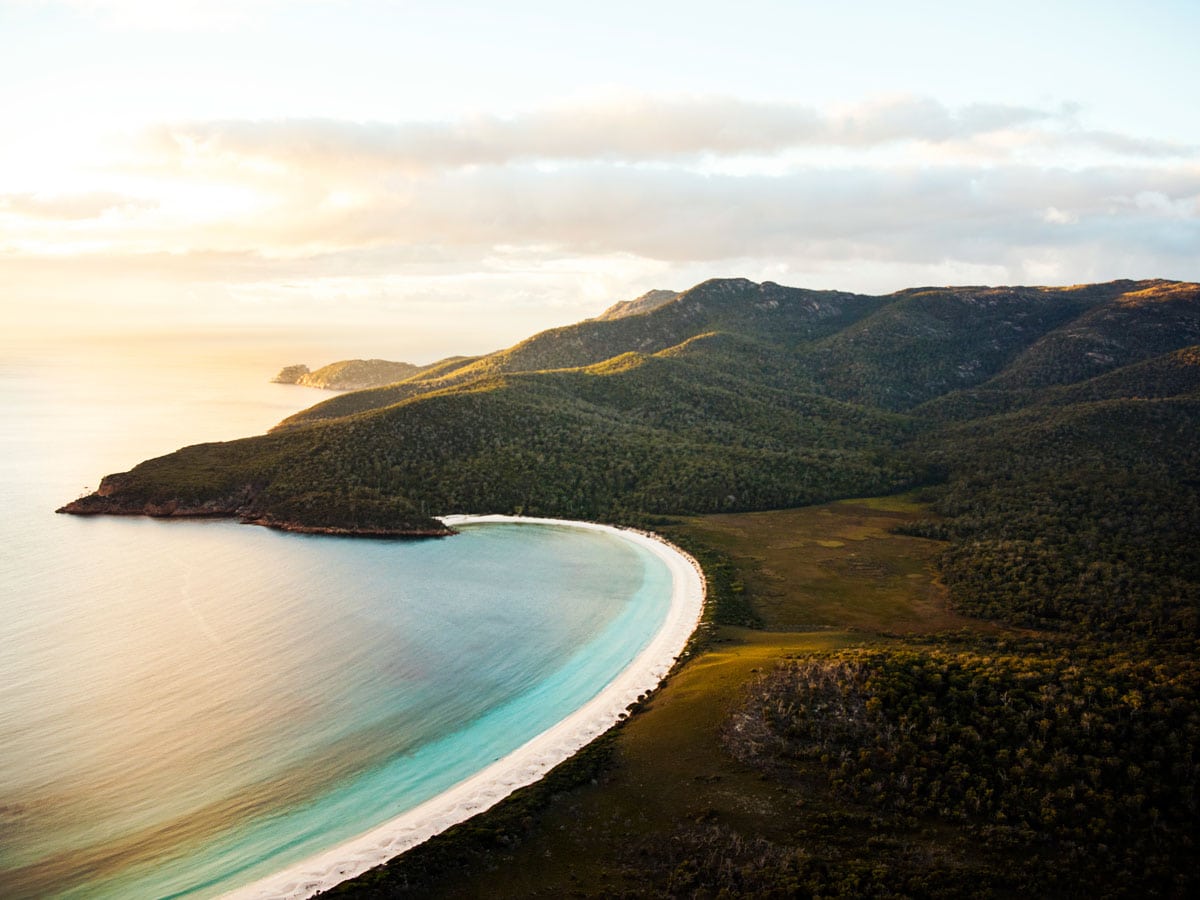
[
  {"xmin": 62, "ymin": 333, "xmax": 916, "ymax": 530},
  {"xmin": 985, "ymin": 280, "xmax": 1200, "ymax": 390},
  {"xmin": 907, "ymin": 396, "xmax": 1200, "ymax": 637},
  {"xmin": 797, "ymin": 285, "xmax": 1103, "ymax": 410},
  {"xmin": 63, "ymin": 280, "xmax": 1200, "ymax": 615},
  {"xmin": 276, "ymin": 278, "xmax": 885, "ymax": 429},
  {"xmin": 60, "ymin": 276, "xmax": 1200, "ymax": 896}
]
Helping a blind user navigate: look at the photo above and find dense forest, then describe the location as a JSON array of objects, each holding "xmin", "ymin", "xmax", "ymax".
[
  {"xmin": 727, "ymin": 640, "xmax": 1199, "ymax": 896},
  {"xmin": 62, "ymin": 277, "xmax": 1200, "ymax": 895}
]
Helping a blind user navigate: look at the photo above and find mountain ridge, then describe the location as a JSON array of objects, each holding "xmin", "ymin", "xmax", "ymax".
[
  {"xmin": 61, "ymin": 277, "xmax": 1200, "ymax": 628},
  {"xmin": 592, "ymin": 288, "xmax": 680, "ymax": 321}
]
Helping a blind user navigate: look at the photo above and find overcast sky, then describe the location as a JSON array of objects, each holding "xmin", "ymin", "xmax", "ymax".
[{"xmin": 3, "ymin": 0, "xmax": 1198, "ymax": 361}]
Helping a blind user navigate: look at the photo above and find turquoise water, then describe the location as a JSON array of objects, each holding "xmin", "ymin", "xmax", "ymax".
[{"xmin": 0, "ymin": 340, "xmax": 672, "ymax": 899}]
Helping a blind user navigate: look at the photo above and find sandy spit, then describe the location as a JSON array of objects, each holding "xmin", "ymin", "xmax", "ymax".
[{"xmin": 224, "ymin": 515, "xmax": 706, "ymax": 899}]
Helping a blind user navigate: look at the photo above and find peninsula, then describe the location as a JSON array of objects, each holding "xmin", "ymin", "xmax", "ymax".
[{"xmin": 272, "ymin": 358, "xmax": 446, "ymax": 392}]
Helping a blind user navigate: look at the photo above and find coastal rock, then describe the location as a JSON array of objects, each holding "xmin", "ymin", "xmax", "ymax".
[
  {"xmin": 57, "ymin": 476, "xmax": 259, "ymax": 519},
  {"xmin": 272, "ymin": 364, "xmax": 311, "ymax": 384},
  {"xmin": 238, "ymin": 514, "xmax": 456, "ymax": 538},
  {"xmin": 59, "ymin": 475, "xmax": 453, "ymax": 538}
]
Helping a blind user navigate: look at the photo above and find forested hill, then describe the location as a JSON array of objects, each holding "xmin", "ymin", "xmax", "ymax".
[
  {"xmin": 61, "ymin": 277, "xmax": 1200, "ymax": 637},
  {"xmin": 269, "ymin": 279, "xmax": 884, "ymax": 428}
]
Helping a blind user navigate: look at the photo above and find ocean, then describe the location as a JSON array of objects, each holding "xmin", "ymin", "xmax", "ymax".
[{"xmin": 0, "ymin": 337, "xmax": 673, "ymax": 898}]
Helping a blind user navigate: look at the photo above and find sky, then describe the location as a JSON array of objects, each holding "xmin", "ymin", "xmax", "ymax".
[{"xmin": 2, "ymin": 0, "xmax": 1199, "ymax": 362}]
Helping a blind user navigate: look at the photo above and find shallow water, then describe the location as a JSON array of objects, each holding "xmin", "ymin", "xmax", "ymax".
[{"xmin": 0, "ymin": 341, "xmax": 671, "ymax": 898}]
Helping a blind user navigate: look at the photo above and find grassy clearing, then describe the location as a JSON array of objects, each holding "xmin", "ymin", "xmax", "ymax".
[
  {"xmin": 679, "ymin": 495, "xmax": 995, "ymax": 635},
  {"xmin": 329, "ymin": 494, "xmax": 1018, "ymax": 898}
]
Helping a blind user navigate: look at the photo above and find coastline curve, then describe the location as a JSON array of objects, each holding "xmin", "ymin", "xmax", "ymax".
[{"xmin": 225, "ymin": 515, "xmax": 706, "ymax": 900}]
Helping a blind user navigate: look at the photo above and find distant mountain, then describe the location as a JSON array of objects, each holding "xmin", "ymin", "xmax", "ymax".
[
  {"xmin": 271, "ymin": 358, "xmax": 461, "ymax": 391},
  {"xmin": 62, "ymin": 277, "xmax": 1200, "ymax": 639}
]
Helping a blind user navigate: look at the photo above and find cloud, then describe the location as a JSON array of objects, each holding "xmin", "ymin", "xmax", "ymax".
[
  {"xmin": 375, "ymin": 163, "xmax": 1200, "ymax": 268},
  {"xmin": 0, "ymin": 191, "xmax": 153, "ymax": 220},
  {"xmin": 146, "ymin": 95, "xmax": 1122, "ymax": 176},
  {"xmin": 826, "ymin": 97, "xmax": 1055, "ymax": 145},
  {"xmin": 6, "ymin": 161, "xmax": 1196, "ymax": 280},
  {"xmin": 5, "ymin": 94, "xmax": 1197, "ymax": 323}
]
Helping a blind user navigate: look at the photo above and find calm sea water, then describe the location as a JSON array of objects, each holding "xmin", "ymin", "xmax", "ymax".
[{"xmin": 0, "ymin": 339, "xmax": 671, "ymax": 898}]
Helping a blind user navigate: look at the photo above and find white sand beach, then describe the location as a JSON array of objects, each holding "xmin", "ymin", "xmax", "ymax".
[{"xmin": 226, "ymin": 515, "xmax": 706, "ymax": 900}]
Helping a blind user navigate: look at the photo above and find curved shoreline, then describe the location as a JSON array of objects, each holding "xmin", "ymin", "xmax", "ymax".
[{"xmin": 225, "ymin": 515, "xmax": 706, "ymax": 900}]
